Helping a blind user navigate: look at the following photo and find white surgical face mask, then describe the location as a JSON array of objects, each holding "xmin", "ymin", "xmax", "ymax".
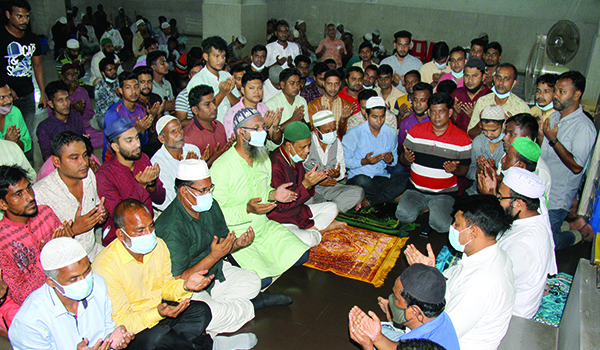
[
  {"xmin": 251, "ymin": 62, "xmax": 264, "ymax": 71},
  {"xmin": 537, "ymin": 102, "xmax": 554, "ymax": 111},
  {"xmin": 123, "ymin": 230, "xmax": 157, "ymax": 254},
  {"xmin": 317, "ymin": 129, "xmax": 337, "ymax": 145},
  {"xmin": 448, "ymin": 225, "xmax": 472, "ymax": 252},
  {"xmin": 452, "ymin": 70, "xmax": 464, "ymax": 79},
  {"xmin": 492, "ymin": 86, "xmax": 511, "ymax": 99},
  {"xmin": 53, "ymin": 273, "xmax": 94, "ymax": 301},
  {"xmin": 434, "ymin": 61, "xmax": 447, "ymax": 70}
]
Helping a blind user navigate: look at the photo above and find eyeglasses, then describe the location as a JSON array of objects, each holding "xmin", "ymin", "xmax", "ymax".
[
  {"xmin": 241, "ymin": 125, "xmax": 267, "ymax": 132},
  {"xmin": 496, "ymin": 194, "xmax": 516, "ymax": 201},
  {"xmin": 186, "ymin": 184, "xmax": 214, "ymax": 196}
]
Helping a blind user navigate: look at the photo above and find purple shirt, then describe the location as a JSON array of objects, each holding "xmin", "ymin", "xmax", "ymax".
[
  {"xmin": 223, "ymin": 98, "xmax": 269, "ymax": 137},
  {"xmin": 102, "ymin": 99, "xmax": 148, "ymax": 161},
  {"xmin": 398, "ymin": 112, "xmax": 430, "ymax": 147},
  {"xmin": 300, "ymin": 81, "xmax": 322, "ymax": 104},
  {"xmin": 36, "ymin": 108, "xmax": 85, "ymax": 160},
  {"xmin": 69, "ymin": 86, "xmax": 103, "ymax": 149}
]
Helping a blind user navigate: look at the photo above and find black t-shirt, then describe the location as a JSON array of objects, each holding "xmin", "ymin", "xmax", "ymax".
[
  {"xmin": 0, "ymin": 26, "xmax": 41, "ymax": 97},
  {"xmin": 244, "ymin": 64, "xmax": 269, "ymax": 82},
  {"xmin": 141, "ymin": 92, "xmax": 164, "ymax": 158}
]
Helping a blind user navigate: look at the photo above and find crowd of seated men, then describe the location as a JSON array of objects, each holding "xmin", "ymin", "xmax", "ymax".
[{"xmin": 0, "ymin": 0, "xmax": 596, "ymax": 349}]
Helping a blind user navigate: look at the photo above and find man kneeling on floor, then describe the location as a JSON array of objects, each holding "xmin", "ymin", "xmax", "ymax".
[
  {"xmin": 155, "ymin": 158, "xmax": 292, "ymax": 334},
  {"xmin": 92, "ymin": 198, "xmax": 257, "ymax": 350},
  {"xmin": 268, "ymin": 121, "xmax": 345, "ymax": 247},
  {"xmin": 349, "ymin": 263, "xmax": 459, "ymax": 350}
]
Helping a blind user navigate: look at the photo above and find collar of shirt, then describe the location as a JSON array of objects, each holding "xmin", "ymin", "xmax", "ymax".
[
  {"xmin": 460, "ymin": 243, "xmax": 499, "ymax": 270},
  {"xmin": 193, "ymin": 118, "xmax": 217, "ymax": 131},
  {"xmin": 46, "ymin": 276, "xmax": 95, "ymax": 317}
]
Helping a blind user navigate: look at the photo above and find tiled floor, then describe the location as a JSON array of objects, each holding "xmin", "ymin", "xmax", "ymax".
[{"xmin": 235, "ymin": 213, "xmax": 593, "ymax": 350}]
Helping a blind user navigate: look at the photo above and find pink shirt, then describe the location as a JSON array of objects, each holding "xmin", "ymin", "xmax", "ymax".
[
  {"xmin": 317, "ymin": 37, "xmax": 346, "ymax": 68},
  {"xmin": 223, "ymin": 99, "xmax": 270, "ymax": 137},
  {"xmin": 438, "ymin": 72, "xmax": 464, "ymax": 89}
]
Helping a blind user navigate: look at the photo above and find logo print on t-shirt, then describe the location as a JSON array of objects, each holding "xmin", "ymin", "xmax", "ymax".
[{"xmin": 5, "ymin": 41, "xmax": 36, "ymax": 78}]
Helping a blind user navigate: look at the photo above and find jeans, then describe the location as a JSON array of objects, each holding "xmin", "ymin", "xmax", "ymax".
[
  {"xmin": 347, "ymin": 172, "xmax": 409, "ymax": 205},
  {"xmin": 548, "ymin": 209, "xmax": 576, "ymax": 250},
  {"xmin": 128, "ymin": 300, "xmax": 213, "ymax": 350},
  {"xmin": 395, "ymin": 190, "xmax": 455, "ymax": 233}
]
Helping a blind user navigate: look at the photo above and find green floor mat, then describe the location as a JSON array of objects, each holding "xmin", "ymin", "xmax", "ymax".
[{"xmin": 336, "ymin": 202, "xmax": 416, "ymax": 237}]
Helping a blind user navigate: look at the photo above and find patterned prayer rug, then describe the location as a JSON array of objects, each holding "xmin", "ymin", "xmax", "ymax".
[
  {"xmin": 336, "ymin": 202, "xmax": 415, "ymax": 237},
  {"xmin": 304, "ymin": 226, "xmax": 409, "ymax": 287}
]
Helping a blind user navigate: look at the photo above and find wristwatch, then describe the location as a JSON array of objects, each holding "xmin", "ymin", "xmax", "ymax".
[{"xmin": 549, "ymin": 139, "xmax": 559, "ymax": 147}]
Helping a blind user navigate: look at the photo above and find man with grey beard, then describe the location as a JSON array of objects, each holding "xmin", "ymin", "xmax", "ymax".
[{"xmin": 210, "ymin": 108, "xmax": 311, "ymax": 288}]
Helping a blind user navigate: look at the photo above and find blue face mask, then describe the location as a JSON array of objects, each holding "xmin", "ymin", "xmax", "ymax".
[
  {"xmin": 452, "ymin": 70, "xmax": 464, "ymax": 79},
  {"xmin": 448, "ymin": 225, "xmax": 472, "ymax": 252},
  {"xmin": 187, "ymin": 188, "xmax": 213, "ymax": 212},
  {"xmin": 536, "ymin": 102, "xmax": 554, "ymax": 111},
  {"xmin": 488, "ymin": 132, "xmax": 505, "ymax": 144},
  {"xmin": 290, "ymin": 147, "xmax": 304, "ymax": 163},
  {"xmin": 53, "ymin": 273, "xmax": 94, "ymax": 301},
  {"xmin": 318, "ymin": 129, "xmax": 337, "ymax": 145},
  {"xmin": 248, "ymin": 130, "xmax": 267, "ymax": 147},
  {"xmin": 123, "ymin": 230, "xmax": 157, "ymax": 254},
  {"xmin": 492, "ymin": 86, "xmax": 511, "ymax": 99},
  {"xmin": 434, "ymin": 61, "xmax": 447, "ymax": 70}
]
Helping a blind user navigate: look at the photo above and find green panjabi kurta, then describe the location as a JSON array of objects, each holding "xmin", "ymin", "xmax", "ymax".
[{"xmin": 211, "ymin": 147, "xmax": 309, "ymax": 278}]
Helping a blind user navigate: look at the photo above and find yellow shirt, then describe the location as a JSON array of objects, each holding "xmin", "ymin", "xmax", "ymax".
[
  {"xmin": 375, "ymin": 86, "xmax": 406, "ymax": 115},
  {"xmin": 530, "ymin": 105, "xmax": 555, "ymax": 122},
  {"xmin": 92, "ymin": 238, "xmax": 192, "ymax": 334},
  {"xmin": 420, "ymin": 61, "xmax": 452, "ymax": 84}
]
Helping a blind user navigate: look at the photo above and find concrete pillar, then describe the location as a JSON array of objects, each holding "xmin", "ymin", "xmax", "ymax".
[{"xmin": 584, "ymin": 18, "xmax": 600, "ymax": 111}]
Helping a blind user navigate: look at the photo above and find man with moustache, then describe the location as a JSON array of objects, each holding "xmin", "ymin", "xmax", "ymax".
[
  {"xmin": 308, "ymin": 69, "xmax": 354, "ymax": 138},
  {"xmin": 245, "ymin": 45, "xmax": 269, "ymax": 82},
  {"xmin": 152, "ymin": 116, "xmax": 201, "ymax": 211},
  {"xmin": 266, "ymin": 68, "xmax": 309, "ymax": 131},
  {"xmin": 97, "ymin": 117, "xmax": 165, "ymax": 245},
  {"xmin": 316, "ymin": 23, "xmax": 346, "ymax": 69},
  {"xmin": 300, "ymin": 62, "xmax": 328, "ymax": 104},
  {"xmin": 94, "ymin": 58, "xmax": 120, "ymax": 128},
  {"xmin": 33, "ymin": 131, "xmax": 107, "ymax": 260},
  {"xmin": 398, "ymin": 83, "xmax": 433, "ymax": 148},
  {"xmin": 531, "ymin": 73, "xmax": 558, "ymax": 125},
  {"xmin": 134, "ymin": 65, "xmax": 165, "ymax": 157},
  {"xmin": 394, "ymin": 70, "xmax": 421, "ymax": 120},
  {"xmin": 419, "ymin": 42, "xmax": 450, "ymax": 86},
  {"xmin": 36, "ymin": 81, "xmax": 85, "ymax": 161},
  {"xmin": 468, "ymin": 63, "xmax": 530, "ymax": 138},
  {"xmin": 451, "ymin": 59, "xmax": 490, "ymax": 132},
  {"xmin": 482, "ymin": 42, "xmax": 502, "ymax": 88},
  {"xmin": 102, "ymin": 71, "xmax": 153, "ymax": 161},
  {"xmin": 90, "ymin": 38, "xmax": 123, "ymax": 85},
  {"xmin": 469, "ymin": 38, "xmax": 486, "ymax": 60},
  {"xmin": 265, "ymin": 20, "xmax": 301, "ymax": 69},
  {"xmin": 363, "ymin": 64, "xmax": 379, "ymax": 90},
  {"xmin": 375, "ymin": 64, "xmax": 406, "ymax": 116},
  {"xmin": 381, "ymin": 31, "xmax": 423, "ymax": 93},
  {"xmin": 438, "ymin": 47, "xmax": 467, "ymax": 89}
]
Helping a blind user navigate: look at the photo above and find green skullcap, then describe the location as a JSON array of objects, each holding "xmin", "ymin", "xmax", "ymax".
[
  {"xmin": 100, "ymin": 37, "xmax": 113, "ymax": 46},
  {"xmin": 512, "ymin": 137, "xmax": 541, "ymax": 162},
  {"xmin": 284, "ymin": 121, "xmax": 311, "ymax": 141}
]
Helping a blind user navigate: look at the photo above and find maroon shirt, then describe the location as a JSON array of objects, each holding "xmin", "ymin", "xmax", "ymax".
[
  {"xmin": 451, "ymin": 86, "xmax": 491, "ymax": 132},
  {"xmin": 267, "ymin": 147, "xmax": 315, "ymax": 229},
  {"xmin": 183, "ymin": 119, "xmax": 227, "ymax": 157},
  {"xmin": 96, "ymin": 153, "xmax": 166, "ymax": 245}
]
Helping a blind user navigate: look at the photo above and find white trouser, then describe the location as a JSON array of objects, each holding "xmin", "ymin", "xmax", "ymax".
[
  {"xmin": 191, "ymin": 261, "xmax": 261, "ymax": 334},
  {"xmin": 283, "ymin": 202, "xmax": 339, "ymax": 247}
]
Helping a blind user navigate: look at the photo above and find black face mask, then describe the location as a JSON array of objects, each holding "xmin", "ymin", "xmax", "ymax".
[{"xmin": 466, "ymin": 81, "xmax": 484, "ymax": 94}]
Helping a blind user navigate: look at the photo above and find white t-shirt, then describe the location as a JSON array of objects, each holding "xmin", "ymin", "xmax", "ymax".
[{"xmin": 265, "ymin": 41, "xmax": 301, "ymax": 69}]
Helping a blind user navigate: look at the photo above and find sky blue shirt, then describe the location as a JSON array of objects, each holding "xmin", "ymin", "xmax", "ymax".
[
  {"xmin": 342, "ymin": 120, "xmax": 398, "ymax": 179},
  {"xmin": 399, "ymin": 311, "xmax": 460, "ymax": 350},
  {"xmin": 9, "ymin": 273, "xmax": 116, "ymax": 350}
]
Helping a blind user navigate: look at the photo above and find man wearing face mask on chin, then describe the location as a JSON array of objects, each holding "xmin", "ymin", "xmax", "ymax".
[
  {"xmin": 268, "ymin": 121, "xmax": 344, "ymax": 247},
  {"xmin": 303, "ymin": 111, "xmax": 364, "ymax": 212},
  {"xmin": 93, "ymin": 199, "xmax": 257, "ymax": 350},
  {"xmin": 467, "ymin": 63, "xmax": 530, "ymax": 139},
  {"xmin": 155, "ymin": 159, "xmax": 293, "ymax": 335},
  {"xmin": 210, "ymin": 108, "xmax": 311, "ymax": 287},
  {"xmin": 404, "ymin": 195, "xmax": 516, "ymax": 350},
  {"xmin": 348, "ymin": 263, "xmax": 459, "ymax": 350}
]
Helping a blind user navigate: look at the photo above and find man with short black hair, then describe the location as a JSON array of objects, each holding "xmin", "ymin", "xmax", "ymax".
[
  {"xmin": 468, "ymin": 63, "xmax": 530, "ymax": 138},
  {"xmin": 469, "ymin": 38, "xmax": 487, "ymax": 60},
  {"xmin": 133, "ymin": 37, "xmax": 158, "ymax": 68},
  {"xmin": 94, "ymin": 57, "xmax": 120, "ymax": 125},
  {"xmin": 266, "ymin": 68, "xmax": 308, "ymax": 131},
  {"xmin": 294, "ymin": 54, "xmax": 312, "ymax": 87},
  {"xmin": 244, "ymin": 44, "xmax": 269, "ymax": 81},
  {"xmin": 0, "ymin": 79, "xmax": 31, "ymax": 153},
  {"xmin": 375, "ymin": 64, "xmax": 406, "ymax": 116},
  {"xmin": 438, "ymin": 46, "xmax": 467, "ymax": 89},
  {"xmin": 265, "ymin": 20, "xmax": 301, "ymax": 69},
  {"xmin": 339, "ymin": 66, "xmax": 363, "ymax": 110},
  {"xmin": 483, "ymin": 41, "xmax": 502, "ymax": 87},
  {"xmin": 34, "ymin": 131, "xmax": 106, "ymax": 259},
  {"xmin": 531, "ymin": 73, "xmax": 558, "ymax": 124},
  {"xmin": 343, "ymin": 96, "xmax": 407, "ymax": 206},
  {"xmin": 174, "ymin": 57, "xmax": 205, "ymax": 125},
  {"xmin": 353, "ymin": 42, "xmax": 378, "ymax": 71},
  {"xmin": 90, "ymin": 37, "xmax": 123, "ymax": 85},
  {"xmin": 405, "ymin": 195, "xmax": 515, "ymax": 350},
  {"xmin": 37, "ymin": 81, "xmax": 85, "ymax": 161},
  {"xmin": 394, "ymin": 69, "xmax": 421, "ymax": 119},
  {"xmin": 397, "ymin": 92, "xmax": 471, "ymax": 233},
  {"xmin": 187, "ymin": 36, "xmax": 238, "ymax": 122},
  {"xmin": 398, "ymin": 82, "xmax": 432, "ymax": 148},
  {"xmin": 381, "ymin": 31, "xmax": 423, "ymax": 93},
  {"xmin": 450, "ymin": 58, "xmax": 490, "ymax": 132},
  {"xmin": 148, "ymin": 50, "xmax": 175, "ymax": 111},
  {"xmin": 347, "ymin": 89, "xmax": 397, "ymax": 131},
  {"xmin": 541, "ymin": 71, "xmax": 596, "ymax": 248},
  {"xmin": 300, "ymin": 62, "xmax": 328, "ymax": 103},
  {"xmin": 419, "ymin": 42, "xmax": 450, "ymax": 87},
  {"xmin": 308, "ymin": 69, "xmax": 354, "ymax": 138},
  {"xmin": 184, "ymin": 85, "xmax": 233, "ymax": 166},
  {"xmin": 134, "ymin": 65, "xmax": 165, "ymax": 157},
  {"xmin": 349, "ymin": 263, "xmax": 459, "ymax": 350},
  {"xmin": 363, "ymin": 64, "xmax": 379, "ymax": 90},
  {"xmin": 230, "ymin": 64, "xmax": 245, "ymax": 98}
]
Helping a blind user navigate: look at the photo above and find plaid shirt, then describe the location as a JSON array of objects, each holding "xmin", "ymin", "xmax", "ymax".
[
  {"xmin": 300, "ymin": 81, "xmax": 322, "ymax": 104},
  {"xmin": 94, "ymin": 79, "xmax": 120, "ymax": 124}
]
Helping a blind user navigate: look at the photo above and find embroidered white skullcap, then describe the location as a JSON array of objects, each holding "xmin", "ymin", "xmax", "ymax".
[
  {"xmin": 156, "ymin": 116, "xmax": 178, "ymax": 136},
  {"xmin": 481, "ymin": 105, "xmax": 505, "ymax": 121},
  {"xmin": 364, "ymin": 33, "xmax": 373, "ymax": 41},
  {"xmin": 312, "ymin": 110, "xmax": 335, "ymax": 127},
  {"xmin": 237, "ymin": 35, "xmax": 247, "ymax": 45},
  {"xmin": 58, "ymin": 16, "xmax": 67, "ymax": 24},
  {"xmin": 66, "ymin": 39, "xmax": 79, "ymax": 49},
  {"xmin": 372, "ymin": 29, "xmax": 381, "ymax": 36},
  {"xmin": 366, "ymin": 96, "xmax": 385, "ymax": 109},
  {"xmin": 296, "ymin": 19, "xmax": 305, "ymax": 26},
  {"xmin": 40, "ymin": 237, "xmax": 87, "ymax": 271},
  {"xmin": 503, "ymin": 167, "xmax": 545, "ymax": 199},
  {"xmin": 161, "ymin": 22, "xmax": 170, "ymax": 29},
  {"xmin": 136, "ymin": 19, "xmax": 145, "ymax": 27},
  {"xmin": 292, "ymin": 29, "xmax": 300, "ymax": 38},
  {"xmin": 177, "ymin": 159, "xmax": 210, "ymax": 181}
]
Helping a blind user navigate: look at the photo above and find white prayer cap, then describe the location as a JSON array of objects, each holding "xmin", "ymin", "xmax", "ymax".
[
  {"xmin": 40, "ymin": 237, "xmax": 87, "ymax": 271},
  {"xmin": 364, "ymin": 33, "xmax": 373, "ymax": 41},
  {"xmin": 366, "ymin": 96, "xmax": 385, "ymax": 109},
  {"xmin": 237, "ymin": 35, "xmax": 247, "ymax": 45},
  {"xmin": 66, "ymin": 39, "xmax": 79, "ymax": 49},
  {"xmin": 136, "ymin": 19, "xmax": 145, "ymax": 27},
  {"xmin": 156, "ymin": 115, "xmax": 178, "ymax": 136},
  {"xmin": 481, "ymin": 105, "xmax": 505, "ymax": 121},
  {"xmin": 58, "ymin": 16, "xmax": 67, "ymax": 24},
  {"xmin": 161, "ymin": 22, "xmax": 170, "ymax": 29},
  {"xmin": 372, "ymin": 29, "xmax": 381, "ymax": 36},
  {"xmin": 312, "ymin": 110, "xmax": 335, "ymax": 127},
  {"xmin": 177, "ymin": 159, "xmax": 210, "ymax": 181},
  {"xmin": 296, "ymin": 19, "xmax": 305, "ymax": 26},
  {"xmin": 503, "ymin": 167, "xmax": 545, "ymax": 199},
  {"xmin": 292, "ymin": 29, "xmax": 300, "ymax": 38}
]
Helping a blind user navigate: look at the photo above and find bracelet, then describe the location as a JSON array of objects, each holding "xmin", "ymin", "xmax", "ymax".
[
  {"xmin": 183, "ymin": 279, "xmax": 191, "ymax": 292},
  {"xmin": 549, "ymin": 139, "xmax": 559, "ymax": 147}
]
